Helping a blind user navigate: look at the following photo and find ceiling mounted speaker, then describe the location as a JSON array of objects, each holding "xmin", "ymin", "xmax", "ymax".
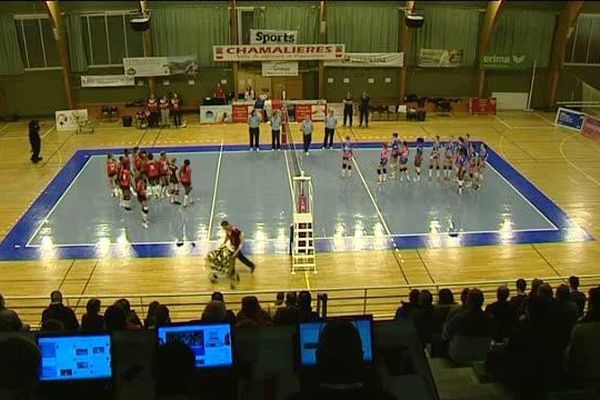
[
  {"xmin": 405, "ymin": 11, "xmax": 424, "ymax": 29},
  {"xmin": 130, "ymin": 15, "xmax": 150, "ymax": 32}
]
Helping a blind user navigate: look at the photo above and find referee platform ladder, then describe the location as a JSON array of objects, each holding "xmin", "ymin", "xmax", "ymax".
[{"xmin": 292, "ymin": 173, "xmax": 316, "ymax": 273}]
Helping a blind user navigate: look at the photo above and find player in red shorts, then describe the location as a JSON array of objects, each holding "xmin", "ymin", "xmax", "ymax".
[
  {"xmin": 118, "ymin": 160, "xmax": 133, "ymax": 211},
  {"xmin": 169, "ymin": 157, "xmax": 181, "ymax": 205},
  {"xmin": 135, "ymin": 173, "xmax": 150, "ymax": 228},
  {"xmin": 122, "ymin": 149, "xmax": 131, "ymax": 172},
  {"xmin": 106, "ymin": 154, "xmax": 119, "ymax": 197},
  {"xmin": 179, "ymin": 159, "xmax": 193, "ymax": 207},
  {"xmin": 146, "ymin": 153, "xmax": 160, "ymax": 199},
  {"xmin": 158, "ymin": 152, "xmax": 170, "ymax": 199}
]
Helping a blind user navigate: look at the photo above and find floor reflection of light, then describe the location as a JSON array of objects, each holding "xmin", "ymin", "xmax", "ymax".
[
  {"xmin": 274, "ymin": 227, "xmax": 288, "ymax": 252},
  {"xmin": 564, "ymin": 223, "xmax": 589, "ymax": 242},
  {"xmin": 372, "ymin": 223, "xmax": 387, "ymax": 250},
  {"xmin": 333, "ymin": 221, "xmax": 346, "ymax": 251},
  {"xmin": 499, "ymin": 216, "xmax": 514, "ymax": 243},
  {"xmin": 427, "ymin": 219, "xmax": 443, "ymax": 248},
  {"xmin": 95, "ymin": 237, "xmax": 111, "ymax": 258},
  {"xmin": 114, "ymin": 230, "xmax": 134, "ymax": 258},
  {"xmin": 196, "ymin": 223, "xmax": 208, "ymax": 242},
  {"xmin": 352, "ymin": 220, "xmax": 365, "ymax": 251},
  {"xmin": 253, "ymin": 226, "xmax": 267, "ymax": 254},
  {"xmin": 39, "ymin": 235, "xmax": 57, "ymax": 260}
]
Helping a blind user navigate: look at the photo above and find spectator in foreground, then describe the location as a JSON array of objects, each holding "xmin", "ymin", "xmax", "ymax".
[
  {"xmin": 152, "ymin": 341, "xmax": 195, "ymax": 400},
  {"xmin": 211, "ymin": 292, "xmax": 236, "ymax": 324},
  {"xmin": 81, "ymin": 298, "xmax": 104, "ymax": 331},
  {"xmin": 104, "ymin": 305, "xmax": 127, "ymax": 331},
  {"xmin": 114, "ymin": 298, "xmax": 142, "ymax": 329},
  {"xmin": 554, "ymin": 284, "xmax": 579, "ymax": 349},
  {"xmin": 201, "ymin": 300, "xmax": 227, "ymax": 322},
  {"xmin": 41, "ymin": 290, "xmax": 79, "ymax": 331},
  {"xmin": 433, "ymin": 288, "xmax": 456, "ymax": 328},
  {"xmin": 236, "ymin": 296, "xmax": 272, "ymax": 328},
  {"xmin": 509, "ymin": 278, "xmax": 528, "ymax": 320},
  {"xmin": 485, "ymin": 286, "xmax": 516, "ymax": 340},
  {"xmin": 565, "ymin": 287, "xmax": 600, "ymax": 388},
  {"xmin": 144, "ymin": 301, "xmax": 161, "ymax": 329},
  {"xmin": 0, "ymin": 294, "xmax": 24, "ymax": 332},
  {"xmin": 569, "ymin": 276, "xmax": 587, "ymax": 318},
  {"xmin": 529, "ymin": 278, "xmax": 543, "ymax": 301},
  {"xmin": 0, "ymin": 336, "xmax": 40, "ymax": 400},
  {"xmin": 443, "ymin": 289, "xmax": 494, "ymax": 342},
  {"xmin": 274, "ymin": 292, "xmax": 300, "ymax": 326},
  {"xmin": 298, "ymin": 291, "xmax": 319, "ymax": 322},
  {"xmin": 445, "ymin": 288, "xmax": 470, "ymax": 323},
  {"xmin": 394, "ymin": 289, "xmax": 420, "ymax": 320},
  {"xmin": 411, "ymin": 290, "xmax": 437, "ymax": 346},
  {"xmin": 291, "ymin": 319, "xmax": 395, "ymax": 400},
  {"xmin": 40, "ymin": 319, "xmax": 65, "ymax": 332}
]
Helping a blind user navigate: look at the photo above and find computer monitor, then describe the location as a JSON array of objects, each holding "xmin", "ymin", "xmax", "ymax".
[
  {"xmin": 37, "ymin": 333, "xmax": 112, "ymax": 382},
  {"xmin": 298, "ymin": 316, "xmax": 374, "ymax": 367},
  {"xmin": 157, "ymin": 322, "xmax": 233, "ymax": 369}
]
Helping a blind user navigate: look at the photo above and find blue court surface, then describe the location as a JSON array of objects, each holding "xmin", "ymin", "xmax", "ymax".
[{"xmin": 0, "ymin": 141, "xmax": 592, "ymax": 260}]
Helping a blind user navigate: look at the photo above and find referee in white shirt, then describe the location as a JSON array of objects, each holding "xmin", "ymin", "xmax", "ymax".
[{"xmin": 323, "ymin": 109, "xmax": 337, "ymax": 149}]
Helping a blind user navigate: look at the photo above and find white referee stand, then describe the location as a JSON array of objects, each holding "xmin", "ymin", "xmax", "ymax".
[{"xmin": 291, "ymin": 173, "xmax": 317, "ymax": 273}]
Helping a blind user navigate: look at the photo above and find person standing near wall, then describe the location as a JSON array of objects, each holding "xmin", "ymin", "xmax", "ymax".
[
  {"xmin": 301, "ymin": 116, "xmax": 313, "ymax": 155},
  {"xmin": 170, "ymin": 93, "xmax": 182, "ymax": 128},
  {"xmin": 147, "ymin": 95, "xmax": 159, "ymax": 128},
  {"xmin": 214, "ymin": 83, "xmax": 226, "ymax": 102},
  {"xmin": 28, "ymin": 120, "xmax": 42, "ymax": 164},
  {"xmin": 270, "ymin": 110, "xmax": 281, "ymax": 151},
  {"xmin": 159, "ymin": 95, "xmax": 170, "ymax": 128},
  {"xmin": 323, "ymin": 109, "xmax": 337, "ymax": 149},
  {"xmin": 359, "ymin": 91, "xmax": 370, "ymax": 128},
  {"xmin": 343, "ymin": 91, "xmax": 354, "ymax": 127},
  {"xmin": 248, "ymin": 109, "xmax": 261, "ymax": 151}
]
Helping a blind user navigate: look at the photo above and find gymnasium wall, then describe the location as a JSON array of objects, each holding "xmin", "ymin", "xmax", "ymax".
[{"xmin": 0, "ymin": 1, "xmax": 596, "ymax": 116}]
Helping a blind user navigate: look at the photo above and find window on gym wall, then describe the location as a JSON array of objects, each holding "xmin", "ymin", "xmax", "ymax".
[
  {"xmin": 565, "ymin": 14, "xmax": 600, "ymax": 66},
  {"xmin": 14, "ymin": 15, "xmax": 61, "ymax": 71},
  {"xmin": 80, "ymin": 11, "xmax": 144, "ymax": 67}
]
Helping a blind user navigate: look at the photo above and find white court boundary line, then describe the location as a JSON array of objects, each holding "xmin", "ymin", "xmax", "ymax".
[
  {"xmin": 25, "ymin": 155, "xmax": 93, "ymax": 247},
  {"xmin": 0, "ymin": 122, "xmax": 11, "ymax": 135},
  {"xmin": 206, "ymin": 140, "xmax": 224, "ymax": 240},
  {"xmin": 494, "ymin": 115, "xmax": 513, "ymax": 129},
  {"xmin": 41, "ymin": 124, "xmax": 55, "ymax": 138}
]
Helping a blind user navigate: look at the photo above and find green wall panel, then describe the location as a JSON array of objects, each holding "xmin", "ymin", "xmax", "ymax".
[
  {"xmin": 0, "ymin": 70, "xmax": 66, "ymax": 116},
  {"xmin": 324, "ymin": 68, "xmax": 399, "ymax": 102},
  {"xmin": 405, "ymin": 68, "xmax": 475, "ymax": 98}
]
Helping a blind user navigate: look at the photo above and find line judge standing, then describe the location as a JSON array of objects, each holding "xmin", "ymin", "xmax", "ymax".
[
  {"xmin": 343, "ymin": 91, "xmax": 353, "ymax": 127},
  {"xmin": 301, "ymin": 115, "xmax": 313, "ymax": 156},
  {"xmin": 269, "ymin": 110, "xmax": 281, "ymax": 150},
  {"xmin": 323, "ymin": 109, "xmax": 337, "ymax": 149},
  {"xmin": 248, "ymin": 109, "xmax": 261, "ymax": 151},
  {"xmin": 359, "ymin": 90, "xmax": 370, "ymax": 128},
  {"xmin": 28, "ymin": 120, "xmax": 42, "ymax": 164}
]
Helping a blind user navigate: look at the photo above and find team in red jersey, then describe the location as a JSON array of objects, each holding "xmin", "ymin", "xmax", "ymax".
[{"xmin": 107, "ymin": 147, "xmax": 193, "ymax": 227}]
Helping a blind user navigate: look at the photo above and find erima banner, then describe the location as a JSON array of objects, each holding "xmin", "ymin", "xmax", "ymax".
[
  {"xmin": 554, "ymin": 107, "xmax": 586, "ymax": 132},
  {"xmin": 418, "ymin": 49, "xmax": 463, "ymax": 67},
  {"xmin": 262, "ymin": 61, "xmax": 299, "ymax": 76},
  {"xmin": 324, "ymin": 52, "xmax": 404, "ymax": 68},
  {"xmin": 123, "ymin": 56, "xmax": 199, "ymax": 77},
  {"xmin": 481, "ymin": 54, "xmax": 529, "ymax": 70},
  {"xmin": 213, "ymin": 44, "xmax": 345, "ymax": 61},
  {"xmin": 80, "ymin": 75, "xmax": 135, "ymax": 88},
  {"xmin": 250, "ymin": 29, "xmax": 297, "ymax": 45}
]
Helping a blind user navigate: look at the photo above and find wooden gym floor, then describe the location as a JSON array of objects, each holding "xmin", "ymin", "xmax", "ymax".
[{"xmin": 0, "ymin": 110, "xmax": 598, "ymax": 325}]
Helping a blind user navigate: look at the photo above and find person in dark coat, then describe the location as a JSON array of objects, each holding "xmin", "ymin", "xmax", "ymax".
[{"xmin": 28, "ymin": 120, "xmax": 42, "ymax": 163}]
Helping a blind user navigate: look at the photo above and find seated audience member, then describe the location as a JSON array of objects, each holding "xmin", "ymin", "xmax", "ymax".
[
  {"xmin": 268, "ymin": 291, "xmax": 285, "ymax": 315},
  {"xmin": 115, "ymin": 298, "xmax": 142, "ymax": 329},
  {"xmin": 104, "ymin": 304, "xmax": 127, "ymax": 331},
  {"xmin": 411, "ymin": 290, "xmax": 437, "ymax": 346},
  {"xmin": 146, "ymin": 304, "xmax": 172, "ymax": 329},
  {"xmin": 445, "ymin": 288, "xmax": 470, "ymax": 323},
  {"xmin": 536, "ymin": 282, "xmax": 554, "ymax": 303},
  {"xmin": 40, "ymin": 319, "xmax": 65, "ymax": 332},
  {"xmin": 41, "ymin": 290, "xmax": 79, "ymax": 331},
  {"xmin": 236, "ymin": 296, "xmax": 272, "ymax": 328},
  {"xmin": 394, "ymin": 289, "xmax": 420, "ymax": 320},
  {"xmin": 565, "ymin": 287, "xmax": 600, "ymax": 388},
  {"xmin": 0, "ymin": 294, "xmax": 24, "ymax": 332},
  {"xmin": 529, "ymin": 278, "xmax": 543, "ymax": 301},
  {"xmin": 144, "ymin": 301, "xmax": 161, "ymax": 329},
  {"xmin": 569, "ymin": 276, "xmax": 587, "ymax": 318},
  {"xmin": 444, "ymin": 289, "xmax": 494, "ymax": 364},
  {"xmin": 433, "ymin": 288, "xmax": 456, "ymax": 329},
  {"xmin": 290, "ymin": 319, "xmax": 395, "ymax": 400},
  {"xmin": 211, "ymin": 292, "xmax": 236, "ymax": 324},
  {"xmin": 274, "ymin": 292, "xmax": 300, "ymax": 326},
  {"xmin": 201, "ymin": 300, "xmax": 227, "ymax": 322},
  {"xmin": 152, "ymin": 341, "xmax": 195, "ymax": 400},
  {"xmin": 484, "ymin": 286, "xmax": 516, "ymax": 340},
  {"xmin": 555, "ymin": 284, "xmax": 579, "ymax": 349},
  {"xmin": 0, "ymin": 336, "xmax": 40, "ymax": 400},
  {"xmin": 509, "ymin": 278, "xmax": 528, "ymax": 320},
  {"xmin": 298, "ymin": 291, "xmax": 319, "ymax": 322},
  {"xmin": 81, "ymin": 298, "xmax": 104, "ymax": 331}
]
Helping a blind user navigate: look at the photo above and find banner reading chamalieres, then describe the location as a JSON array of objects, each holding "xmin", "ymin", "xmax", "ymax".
[
  {"xmin": 418, "ymin": 49, "xmax": 463, "ymax": 67},
  {"xmin": 481, "ymin": 54, "xmax": 529, "ymax": 70},
  {"xmin": 324, "ymin": 53, "xmax": 404, "ymax": 68},
  {"xmin": 213, "ymin": 44, "xmax": 345, "ymax": 62}
]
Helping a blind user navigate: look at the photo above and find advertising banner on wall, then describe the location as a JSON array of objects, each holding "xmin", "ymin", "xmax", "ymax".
[
  {"xmin": 213, "ymin": 44, "xmax": 345, "ymax": 61},
  {"xmin": 123, "ymin": 56, "xmax": 199, "ymax": 77},
  {"xmin": 582, "ymin": 114, "xmax": 600, "ymax": 139},
  {"xmin": 481, "ymin": 54, "xmax": 529, "ymax": 70},
  {"xmin": 55, "ymin": 109, "xmax": 88, "ymax": 132},
  {"xmin": 554, "ymin": 107, "xmax": 586, "ymax": 132},
  {"xmin": 469, "ymin": 98, "xmax": 497, "ymax": 116},
  {"xmin": 418, "ymin": 49, "xmax": 463, "ymax": 68},
  {"xmin": 81, "ymin": 75, "xmax": 135, "ymax": 88},
  {"xmin": 232, "ymin": 104, "xmax": 255, "ymax": 123},
  {"xmin": 199, "ymin": 105, "xmax": 233, "ymax": 124},
  {"xmin": 324, "ymin": 52, "xmax": 404, "ymax": 68},
  {"xmin": 262, "ymin": 61, "xmax": 299, "ymax": 77},
  {"xmin": 250, "ymin": 29, "xmax": 297, "ymax": 45}
]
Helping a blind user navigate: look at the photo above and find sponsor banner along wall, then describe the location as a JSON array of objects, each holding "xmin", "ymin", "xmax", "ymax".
[
  {"xmin": 213, "ymin": 44, "xmax": 345, "ymax": 61},
  {"xmin": 324, "ymin": 52, "xmax": 404, "ymax": 68}
]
